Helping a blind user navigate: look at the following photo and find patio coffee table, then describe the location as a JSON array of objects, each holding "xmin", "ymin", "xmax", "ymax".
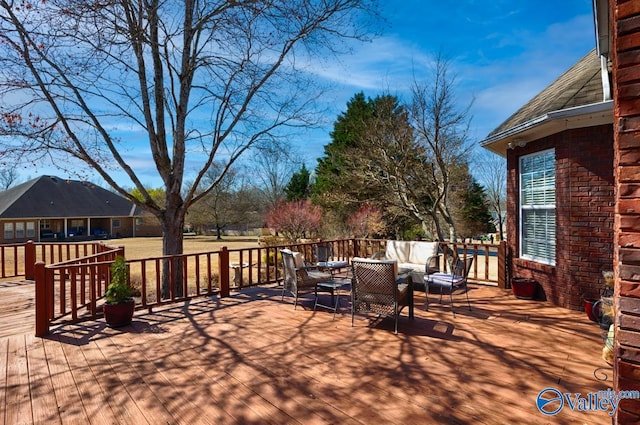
[{"xmin": 314, "ymin": 278, "xmax": 351, "ymax": 319}]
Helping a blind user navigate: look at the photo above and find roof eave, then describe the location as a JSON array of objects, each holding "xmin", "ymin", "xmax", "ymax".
[
  {"xmin": 593, "ymin": 0, "xmax": 610, "ymax": 57},
  {"xmin": 480, "ymin": 100, "xmax": 614, "ymax": 157}
]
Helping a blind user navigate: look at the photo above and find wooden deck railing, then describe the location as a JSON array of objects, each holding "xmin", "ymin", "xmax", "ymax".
[
  {"xmin": 0, "ymin": 242, "xmax": 23, "ymax": 278},
  {"xmin": 0, "ymin": 240, "xmax": 120, "ymax": 280},
  {"xmin": 34, "ymin": 243, "xmax": 125, "ymax": 336},
  {"xmin": 19, "ymin": 238, "xmax": 506, "ymax": 336}
]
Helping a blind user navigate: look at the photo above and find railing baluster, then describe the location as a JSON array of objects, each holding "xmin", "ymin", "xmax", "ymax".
[{"xmin": 70, "ymin": 267, "xmax": 77, "ymax": 320}]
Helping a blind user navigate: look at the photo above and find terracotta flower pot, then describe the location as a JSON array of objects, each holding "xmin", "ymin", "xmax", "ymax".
[
  {"xmin": 103, "ymin": 299, "xmax": 135, "ymax": 327},
  {"xmin": 584, "ymin": 298, "xmax": 599, "ymax": 322},
  {"xmin": 511, "ymin": 277, "xmax": 537, "ymax": 300}
]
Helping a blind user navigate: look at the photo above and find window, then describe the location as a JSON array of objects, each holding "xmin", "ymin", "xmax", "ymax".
[
  {"xmin": 519, "ymin": 149, "xmax": 556, "ymax": 265},
  {"xmin": 4, "ymin": 223, "xmax": 13, "ymax": 240},
  {"xmin": 40, "ymin": 219, "xmax": 50, "ymax": 229},
  {"xmin": 15, "ymin": 222, "xmax": 24, "ymax": 239},
  {"xmin": 26, "ymin": 222, "xmax": 35, "ymax": 238},
  {"xmin": 113, "ymin": 219, "xmax": 121, "ymax": 228}
]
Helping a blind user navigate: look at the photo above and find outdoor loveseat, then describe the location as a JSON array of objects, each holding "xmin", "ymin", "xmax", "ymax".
[{"xmin": 382, "ymin": 240, "xmax": 440, "ymax": 277}]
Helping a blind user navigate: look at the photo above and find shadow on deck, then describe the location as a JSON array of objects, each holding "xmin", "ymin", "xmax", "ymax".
[{"xmin": 0, "ymin": 282, "xmax": 612, "ymax": 424}]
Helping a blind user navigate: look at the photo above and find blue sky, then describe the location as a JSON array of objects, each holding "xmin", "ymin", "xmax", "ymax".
[
  {"xmin": 18, "ymin": 0, "xmax": 596, "ymax": 189},
  {"xmin": 297, "ymin": 0, "xmax": 596, "ymax": 163}
]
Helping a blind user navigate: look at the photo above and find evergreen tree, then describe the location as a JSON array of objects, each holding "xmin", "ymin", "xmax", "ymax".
[
  {"xmin": 285, "ymin": 164, "xmax": 311, "ymax": 201},
  {"xmin": 458, "ymin": 178, "xmax": 495, "ymax": 239},
  {"xmin": 313, "ymin": 92, "xmax": 373, "ymax": 197}
]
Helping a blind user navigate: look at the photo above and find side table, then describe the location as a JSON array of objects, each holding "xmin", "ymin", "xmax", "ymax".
[{"xmin": 314, "ymin": 278, "xmax": 351, "ymax": 319}]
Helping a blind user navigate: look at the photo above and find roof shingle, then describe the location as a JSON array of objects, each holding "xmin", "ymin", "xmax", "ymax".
[
  {"xmin": 0, "ymin": 176, "xmax": 139, "ymax": 219},
  {"xmin": 489, "ymin": 49, "xmax": 604, "ymax": 137}
]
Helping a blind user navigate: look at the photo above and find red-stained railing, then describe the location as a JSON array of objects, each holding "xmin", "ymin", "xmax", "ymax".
[
  {"xmin": 0, "ymin": 240, "xmax": 118, "ymax": 280},
  {"xmin": 24, "ymin": 238, "xmax": 504, "ymax": 336},
  {"xmin": 0, "ymin": 242, "xmax": 23, "ymax": 278},
  {"xmin": 34, "ymin": 243, "xmax": 125, "ymax": 336}
]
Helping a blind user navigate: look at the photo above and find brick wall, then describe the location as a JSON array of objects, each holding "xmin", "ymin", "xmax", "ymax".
[
  {"xmin": 134, "ymin": 211, "xmax": 163, "ymax": 237},
  {"xmin": 506, "ymin": 125, "xmax": 615, "ymax": 310},
  {"xmin": 612, "ymin": 1, "xmax": 640, "ymax": 422}
]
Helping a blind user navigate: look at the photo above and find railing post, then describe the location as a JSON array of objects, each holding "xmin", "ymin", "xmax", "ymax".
[
  {"xmin": 219, "ymin": 246, "xmax": 230, "ymax": 297},
  {"xmin": 498, "ymin": 240, "xmax": 507, "ymax": 289},
  {"xmin": 25, "ymin": 240, "xmax": 36, "ymax": 280},
  {"xmin": 353, "ymin": 238, "xmax": 360, "ymax": 258},
  {"xmin": 35, "ymin": 261, "xmax": 49, "ymax": 337}
]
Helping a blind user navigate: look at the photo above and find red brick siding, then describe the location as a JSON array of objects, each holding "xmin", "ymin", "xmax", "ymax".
[
  {"xmin": 134, "ymin": 211, "xmax": 163, "ymax": 237},
  {"xmin": 612, "ymin": 0, "xmax": 640, "ymax": 422},
  {"xmin": 506, "ymin": 125, "xmax": 615, "ymax": 310}
]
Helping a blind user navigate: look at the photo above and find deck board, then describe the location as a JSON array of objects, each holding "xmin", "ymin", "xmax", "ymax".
[
  {"xmin": 57, "ymin": 334, "xmax": 120, "ymax": 425},
  {"xmin": 41, "ymin": 337, "xmax": 89, "ymax": 424},
  {"xmin": 0, "ymin": 281, "xmax": 614, "ymax": 424},
  {"xmin": 25, "ymin": 334, "xmax": 58, "ymax": 424},
  {"xmin": 5, "ymin": 335, "xmax": 32, "ymax": 425}
]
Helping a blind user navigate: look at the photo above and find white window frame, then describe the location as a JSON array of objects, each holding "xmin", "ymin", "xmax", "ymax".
[
  {"xmin": 26, "ymin": 222, "xmax": 35, "ymax": 238},
  {"xmin": 4, "ymin": 223, "xmax": 14, "ymax": 240},
  {"xmin": 519, "ymin": 149, "xmax": 556, "ymax": 265},
  {"xmin": 15, "ymin": 222, "xmax": 24, "ymax": 239}
]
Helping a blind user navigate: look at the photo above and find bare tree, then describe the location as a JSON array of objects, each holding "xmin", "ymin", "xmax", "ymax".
[
  {"xmin": 189, "ymin": 162, "xmax": 255, "ymax": 239},
  {"xmin": 410, "ymin": 54, "xmax": 473, "ymax": 241},
  {"xmin": 0, "ymin": 166, "xmax": 19, "ymax": 190},
  {"xmin": 251, "ymin": 143, "xmax": 303, "ymax": 209},
  {"xmin": 0, "ymin": 0, "xmax": 379, "ymax": 295},
  {"xmin": 476, "ymin": 151, "xmax": 507, "ymax": 241}
]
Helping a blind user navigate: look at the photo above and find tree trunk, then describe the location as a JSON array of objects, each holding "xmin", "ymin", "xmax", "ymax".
[{"xmin": 161, "ymin": 210, "xmax": 185, "ymax": 298}]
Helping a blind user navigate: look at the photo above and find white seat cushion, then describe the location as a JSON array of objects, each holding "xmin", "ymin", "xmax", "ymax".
[
  {"xmin": 292, "ymin": 252, "xmax": 305, "ymax": 268},
  {"xmin": 317, "ymin": 260, "xmax": 348, "ymax": 269},
  {"xmin": 385, "ymin": 240, "xmax": 411, "ymax": 263},
  {"xmin": 408, "ymin": 241, "xmax": 439, "ymax": 264},
  {"xmin": 397, "ymin": 262, "xmax": 424, "ymax": 273},
  {"xmin": 426, "ymin": 272, "xmax": 465, "ymax": 287}
]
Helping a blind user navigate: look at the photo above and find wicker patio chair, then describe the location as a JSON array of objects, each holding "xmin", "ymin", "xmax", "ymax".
[
  {"xmin": 351, "ymin": 258, "xmax": 414, "ymax": 334},
  {"xmin": 424, "ymin": 256, "xmax": 473, "ymax": 317},
  {"xmin": 281, "ymin": 249, "xmax": 332, "ymax": 309}
]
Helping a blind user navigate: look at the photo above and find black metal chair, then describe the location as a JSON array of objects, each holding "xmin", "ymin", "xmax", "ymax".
[
  {"xmin": 424, "ymin": 256, "xmax": 473, "ymax": 317},
  {"xmin": 313, "ymin": 242, "xmax": 348, "ymax": 275}
]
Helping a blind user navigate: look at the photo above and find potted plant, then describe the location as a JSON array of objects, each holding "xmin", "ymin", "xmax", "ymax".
[
  {"xmin": 597, "ymin": 270, "xmax": 614, "ymax": 330},
  {"xmin": 103, "ymin": 256, "xmax": 135, "ymax": 327},
  {"xmin": 584, "ymin": 297, "xmax": 599, "ymax": 322},
  {"xmin": 511, "ymin": 277, "xmax": 537, "ymax": 299},
  {"xmin": 582, "ymin": 271, "xmax": 614, "ymax": 322}
]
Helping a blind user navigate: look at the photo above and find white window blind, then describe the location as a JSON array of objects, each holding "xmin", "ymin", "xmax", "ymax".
[
  {"xmin": 26, "ymin": 222, "xmax": 35, "ymax": 238},
  {"xmin": 520, "ymin": 149, "xmax": 556, "ymax": 265},
  {"xmin": 4, "ymin": 223, "xmax": 13, "ymax": 240},
  {"xmin": 15, "ymin": 222, "xmax": 24, "ymax": 239}
]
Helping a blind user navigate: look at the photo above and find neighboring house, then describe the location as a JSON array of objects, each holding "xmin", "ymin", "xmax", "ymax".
[
  {"xmin": 481, "ymin": 48, "xmax": 614, "ymax": 310},
  {"xmin": 0, "ymin": 175, "xmax": 142, "ymax": 242}
]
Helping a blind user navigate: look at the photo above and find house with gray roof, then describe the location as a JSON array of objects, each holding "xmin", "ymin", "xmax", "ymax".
[
  {"xmin": 0, "ymin": 175, "xmax": 141, "ymax": 242},
  {"xmin": 480, "ymin": 48, "xmax": 614, "ymax": 310}
]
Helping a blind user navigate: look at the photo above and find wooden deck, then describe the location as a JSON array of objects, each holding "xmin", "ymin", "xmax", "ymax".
[{"xmin": 1, "ymin": 280, "xmax": 612, "ymax": 424}]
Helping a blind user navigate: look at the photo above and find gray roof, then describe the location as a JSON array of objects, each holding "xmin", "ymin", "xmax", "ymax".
[
  {"xmin": 488, "ymin": 49, "xmax": 604, "ymax": 137},
  {"xmin": 0, "ymin": 176, "xmax": 139, "ymax": 219}
]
